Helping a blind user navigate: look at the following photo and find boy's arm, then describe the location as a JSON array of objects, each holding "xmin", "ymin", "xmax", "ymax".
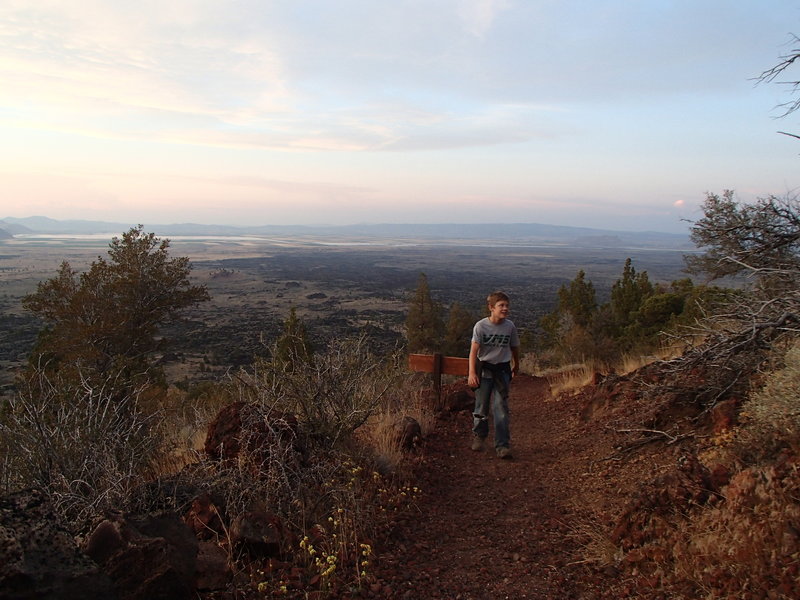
[
  {"xmin": 511, "ymin": 345, "xmax": 520, "ymax": 377},
  {"xmin": 468, "ymin": 340, "xmax": 481, "ymax": 388}
]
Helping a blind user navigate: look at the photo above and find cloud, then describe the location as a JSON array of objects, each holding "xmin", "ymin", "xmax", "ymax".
[
  {"xmin": 673, "ymin": 199, "xmax": 686, "ymax": 207},
  {"xmin": 457, "ymin": 0, "xmax": 511, "ymax": 38},
  {"xmin": 4, "ymin": 0, "xmax": 784, "ymax": 157},
  {"xmin": 0, "ymin": 1, "xmax": 292, "ymax": 126}
]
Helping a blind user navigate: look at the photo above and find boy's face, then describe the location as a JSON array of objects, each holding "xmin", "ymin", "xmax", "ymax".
[{"xmin": 489, "ymin": 299, "xmax": 510, "ymax": 321}]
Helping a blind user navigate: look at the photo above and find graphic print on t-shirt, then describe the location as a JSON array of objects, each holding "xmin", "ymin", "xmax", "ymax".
[{"xmin": 481, "ymin": 334, "xmax": 511, "ymax": 346}]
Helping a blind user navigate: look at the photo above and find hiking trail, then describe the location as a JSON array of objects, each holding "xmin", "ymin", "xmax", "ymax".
[{"xmin": 376, "ymin": 374, "xmax": 618, "ymax": 600}]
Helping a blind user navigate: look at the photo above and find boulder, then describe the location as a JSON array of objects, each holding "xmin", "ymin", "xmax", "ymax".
[
  {"xmin": 229, "ymin": 509, "xmax": 289, "ymax": 557},
  {"xmin": 204, "ymin": 402, "xmax": 301, "ymax": 464},
  {"xmin": 441, "ymin": 383, "xmax": 474, "ymax": 413},
  {"xmin": 418, "ymin": 382, "xmax": 474, "ymax": 414},
  {"xmin": 0, "ymin": 488, "xmax": 116, "ymax": 600},
  {"xmin": 85, "ymin": 511, "xmax": 198, "ymax": 600},
  {"xmin": 394, "ymin": 416, "xmax": 422, "ymax": 450},
  {"xmin": 195, "ymin": 541, "xmax": 231, "ymax": 591}
]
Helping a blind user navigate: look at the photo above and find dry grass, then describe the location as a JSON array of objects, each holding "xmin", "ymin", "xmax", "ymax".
[
  {"xmin": 181, "ymin": 337, "xmax": 426, "ymax": 596},
  {"xmin": 531, "ymin": 342, "xmax": 688, "ymax": 397},
  {"xmin": 566, "ymin": 516, "xmax": 623, "ymax": 568},
  {"xmin": 542, "ymin": 363, "xmax": 597, "ymax": 396},
  {"xmin": 1, "ymin": 333, "xmax": 428, "ymax": 597},
  {"xmin": 363, "ymin": 376, "xmax": 436, "ymax": 474}
]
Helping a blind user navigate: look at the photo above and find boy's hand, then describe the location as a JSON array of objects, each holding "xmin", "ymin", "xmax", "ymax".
[{"xmin": 468, "ymin": 373, "xmax": 480, "ymax": 389}]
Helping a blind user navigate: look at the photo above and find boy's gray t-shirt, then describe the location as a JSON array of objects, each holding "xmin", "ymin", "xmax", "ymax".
[{"xmin": 472, "ymin": 317, "xmax": 520, "ymax": 365}]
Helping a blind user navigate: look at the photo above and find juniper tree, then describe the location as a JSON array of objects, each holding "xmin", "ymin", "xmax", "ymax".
[
  {"xmin": 685, "ymin": 191, "xmax": 800, "ymax": 293},
  {"xmin": 658, "ymin": 191, "xmax": 800, "ymax": 407},
  {"xmin": 755, "ymin": 33, "xmax": 800, "ymax": 139},
  {"xmin": 22, "ymin": 226, "xmax": 209, "ymax": 390}
]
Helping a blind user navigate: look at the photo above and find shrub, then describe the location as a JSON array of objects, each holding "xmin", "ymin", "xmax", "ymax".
[
  {"xmin": 203, "ymin": 332, "xmax": 422, "ymax": 595},
  {"xmin": 735, "ymin": 341, "xmax": 800, "ymax": 461},
  {"xmin": 0, "ymin": 367, "xmax": 163, "ymax": 532},
  {"xmin": 235, "ymin": 333, "xmax": 405, "ymax": 450},
  {"xmin": 669, "ymin": 461, "xmax": 800, "ymax": 599},
  {"xmin": 642, "ymin": 343, "xmax": 800, "ymax": 598}
]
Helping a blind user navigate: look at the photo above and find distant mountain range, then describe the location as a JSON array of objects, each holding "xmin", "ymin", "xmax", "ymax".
[{"xmin": 0, "ymin": 215, "xmax": 692, "ymax": 249}]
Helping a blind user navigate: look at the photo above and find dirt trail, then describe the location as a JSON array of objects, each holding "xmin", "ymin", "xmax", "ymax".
[{"xmin": 377, "ymin": 374, "xmax": 607, "ymax": 600}]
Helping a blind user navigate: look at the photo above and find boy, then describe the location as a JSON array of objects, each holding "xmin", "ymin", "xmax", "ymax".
[{"xmin": 468, "ymin": 291, "xmax": 520, "ymax": 459}]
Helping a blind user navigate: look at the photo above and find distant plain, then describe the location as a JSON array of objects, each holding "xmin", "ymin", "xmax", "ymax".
[{"xmin": 0, "ymin": 233, "xmax": 694, "ymax": 391}]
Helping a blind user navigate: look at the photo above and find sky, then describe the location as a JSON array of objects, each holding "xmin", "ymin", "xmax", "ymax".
[{"xmin": 2, "ymin": 1, "xmax": 800, "ymax": 234}]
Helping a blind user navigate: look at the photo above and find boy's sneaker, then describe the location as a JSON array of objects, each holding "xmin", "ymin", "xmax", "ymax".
[
  {"xmin": 470, "ymin": 436, "xmax": 486, "ymax": 451},
  {"xmin": 496, "ymin": 446, "xmax": 513, "ymax": 459}
]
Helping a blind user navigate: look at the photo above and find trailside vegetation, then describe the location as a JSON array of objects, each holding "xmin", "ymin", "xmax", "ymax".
[
  {"xmin": 536, "ymin": 260, "xmax": 714, "ymax": 367},
  {"xmin": 1, "ymin": 229, "xmax": 429, "ymax": 598}
]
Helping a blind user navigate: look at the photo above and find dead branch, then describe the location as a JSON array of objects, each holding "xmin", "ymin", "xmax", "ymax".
[{"xmin": 614, "ymin": 427, "xmax": 685, "ymax": 444}]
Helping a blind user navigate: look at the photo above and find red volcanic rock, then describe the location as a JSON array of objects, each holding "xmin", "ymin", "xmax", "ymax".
[
  {"xmin": 441, "ymin": 382, "xmax": 474, "ymax": 413},
  {"xmin": 204, "ymin": 402, "xmax": 301, "ymax": 463},
  {"xmin": 0, "ymin": 489, "xmax": 116, "ymax": 599},
  {"xmin": 86, "ymin": 511, "xmax": 199, "ymax": 600},
  {"xmin": 229, "ymin": 509, "xmax": 288, "ymax": 557},
  {"xmin": 394, "ymin": 416, "xmax": 422, "ymax": 450},
  {"xmin": 184, "ymin": 493, "xmax": 225, "ymax": 540},
  {"xmin": 195, "ymin": 541, "xmax": 230, "ymax": 591},
  {"xmin": 710, "ymin": 398, "xmax": 738, "ymax": 435},
  {"xmin": 611, "ymin": 454, "xmax": 714, "ymax": 550}
]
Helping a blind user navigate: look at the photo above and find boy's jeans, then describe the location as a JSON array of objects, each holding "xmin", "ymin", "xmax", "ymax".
[{"xmin": 472, "ymin": 371, "xmax": 511, "ymax": 448}]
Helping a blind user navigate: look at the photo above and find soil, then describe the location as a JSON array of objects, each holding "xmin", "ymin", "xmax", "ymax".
[{"xmin": 375, "ymin": 374, "xmax": 678, "ymax": 600}]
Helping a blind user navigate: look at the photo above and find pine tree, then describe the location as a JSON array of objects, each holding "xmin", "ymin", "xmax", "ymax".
[
  {"xmin": 609, "ymin": 258, "xmax": 654, "ymax": 327},
  {"xmin": 274, "ymin": 307, "xmax": 314, "ymax": 368},
  {"xmin": 605, "ymin": 257, "xmax": 655, "ymax": 348},
  {"xmin": 405, "ymin": 273, "xmax": 444, "ymax": 352},
  {"xmin": 442, "ymin": 302, "xmax": 475, "ymax": 357},
  {"xmin": 539, "ymin": 270, "xmax": 598, "ymax": 351},
  {"xmin": 557, "ymin": 269, "xmax": 597, "ymax": 328}
]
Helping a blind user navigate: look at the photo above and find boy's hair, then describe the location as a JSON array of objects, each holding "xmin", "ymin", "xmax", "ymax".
[{"xmin": 486, "ymin": 291, "xmax": 510, "ymax": 307}]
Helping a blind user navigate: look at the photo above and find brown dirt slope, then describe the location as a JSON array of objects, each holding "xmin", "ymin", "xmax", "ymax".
[{"xmin": 376, "ymin": 374, "xmax": 681, "ymax": 600}]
